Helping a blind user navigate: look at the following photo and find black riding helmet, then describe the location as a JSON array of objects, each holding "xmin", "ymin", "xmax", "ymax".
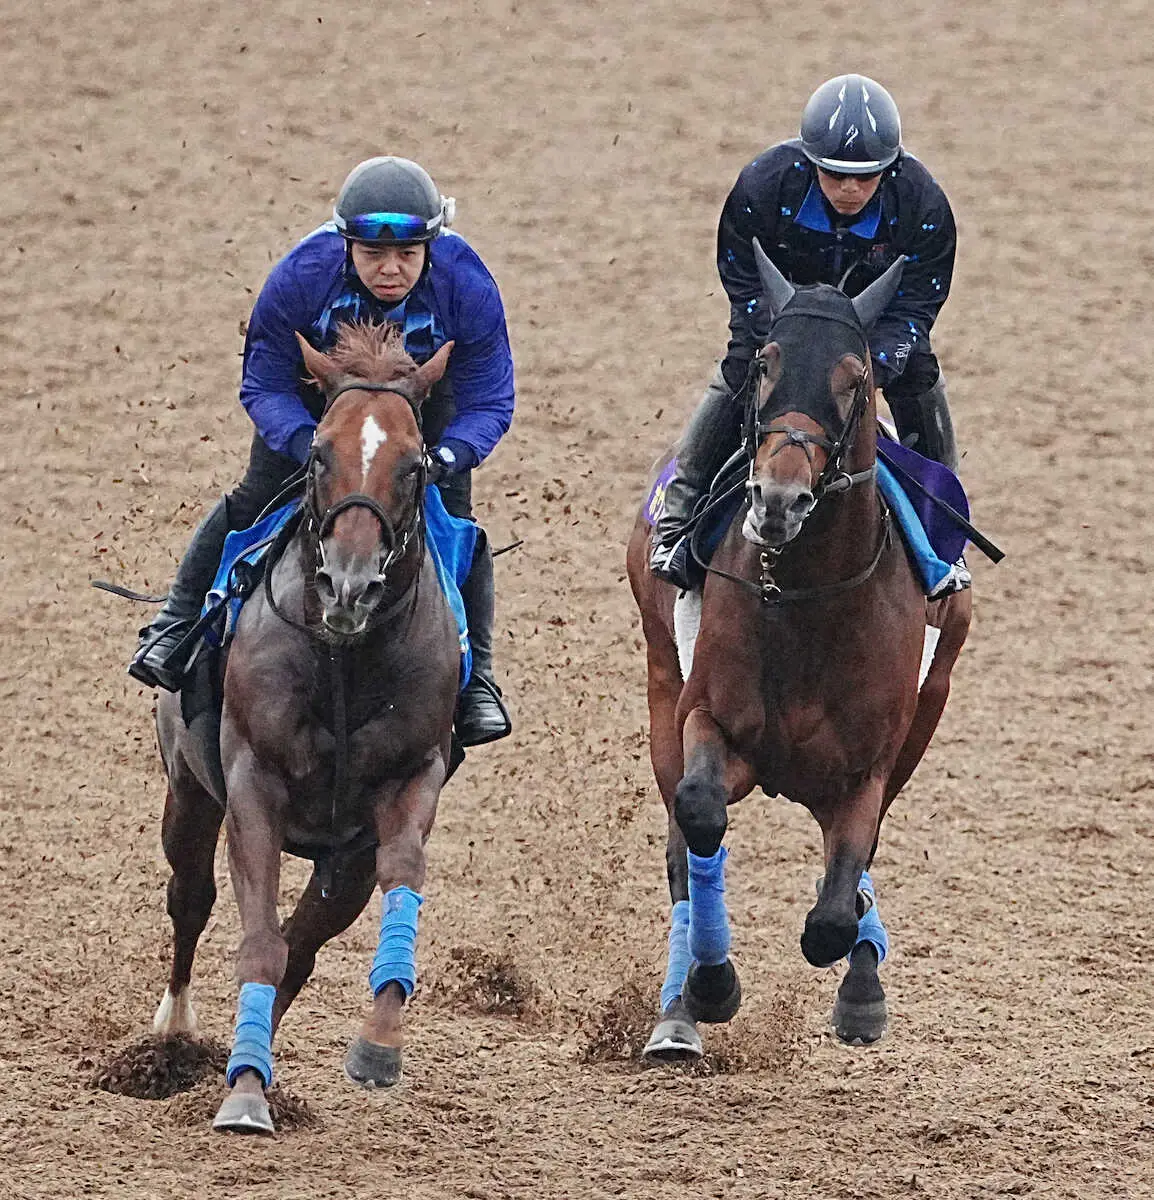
[
  {"xmin": 799, "ymin": 75, "xmax": 902, "ymax": 175},
  {"xmin": 333, "ymin": 156, "xmax": 454, "ymax": 245}
]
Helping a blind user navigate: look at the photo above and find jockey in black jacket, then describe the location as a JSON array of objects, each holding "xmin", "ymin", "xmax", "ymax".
[{"xmin": 651, "ymin": 74, "xmax": 964, "ymax": 591}]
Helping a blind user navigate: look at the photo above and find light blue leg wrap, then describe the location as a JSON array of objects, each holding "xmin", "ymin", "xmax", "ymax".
[
  {"xmin": 687, "ymin": 847, "xmax": 731, "ymax": 966},
  {"xmin": 853, "ymin": 870, "xmax": 889, "ymax": 963},
  {"xmin": 369, "ymin": 885, "xmax": 424, "ymax": 998},
  {"xmin": 226, "ymin": 981, "xmax": 276, "ymax": 1088},
  {"xmin": 660, "ymin": 900, "xmax": 692, "ymax": 1012}
]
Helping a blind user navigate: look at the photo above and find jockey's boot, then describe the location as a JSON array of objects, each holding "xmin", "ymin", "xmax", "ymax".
[
  {"xmin": 889, "ymin": 373, "xmax": 959, "ymax": 472},
  {"xmin": 455, "ymin": 532, "xmax": 512, "ymax": 747},
  {"xmin": 890, "ymin": 374, "xmax": 970, "ymax": 595},
  {"xmin": 650, "ymin": 370, "xmax": 741, "ymax": 590},
  {"xmin": 128, "ymin": 499, "xmax": 231, "ymax": 692}
]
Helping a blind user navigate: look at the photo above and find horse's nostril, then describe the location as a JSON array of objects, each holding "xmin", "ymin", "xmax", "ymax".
[
  {"xmin": 790, "ymin": 491, "xmax": 814, "ymax": 516},
  {"xmin": 315, "ymin": 570, "xmax": 337, "ymax": 605},
  {"xmin": 360, "ymin": 580, "xmax": 384, "ymax": 610}
]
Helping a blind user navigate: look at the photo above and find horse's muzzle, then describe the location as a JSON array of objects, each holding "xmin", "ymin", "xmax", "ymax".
[
  {"xmin": 744, "ymin": 478, "xmax": 814, "ymax": 547},
  {"xmin": 315, "ymin": 561, "xmax": 385, "ymax": 637}
]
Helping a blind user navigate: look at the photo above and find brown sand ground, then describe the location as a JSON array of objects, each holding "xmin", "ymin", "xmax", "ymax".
[{"xmin": 2, "ymin": 0, "xmax": 1153, "ymax": 1195}]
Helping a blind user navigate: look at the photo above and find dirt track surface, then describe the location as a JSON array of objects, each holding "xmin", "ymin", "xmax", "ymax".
[{"xmin": 3, "ymin": 1, "xmax": 1153, "ymax": 1196}]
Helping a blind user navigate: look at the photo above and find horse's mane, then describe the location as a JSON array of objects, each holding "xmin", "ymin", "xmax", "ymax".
[{"xmin": 325, "ymin": 321, "xmax": 417, "ymax": 384}]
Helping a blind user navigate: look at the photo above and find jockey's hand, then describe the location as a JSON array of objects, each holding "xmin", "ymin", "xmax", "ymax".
[
  {"xmin": 424, "ymin": 449, "xmax": 450, "ymax": 485},
  {"xmin": 426, "ymin": 439, "xmax": 476, "ymax": 484}
]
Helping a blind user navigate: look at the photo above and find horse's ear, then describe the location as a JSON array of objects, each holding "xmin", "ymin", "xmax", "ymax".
[
  {"xmin": 414, "ymin": 340, "xmax": 455, "ymax": 392},
  {"xmin": 851, "ymin": 256, "xmax": 906, "ymax": 330},
  {"xmin": 295, "ymin": 331, "xmax": 338, "ymax": 391},
  {"xmin": 752, "ymin": 238, "xmax": 795, "ymax": 320}
]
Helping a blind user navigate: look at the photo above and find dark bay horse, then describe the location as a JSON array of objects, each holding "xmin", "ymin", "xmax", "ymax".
[
  {"xmin": 626, "ymin": 243, "xmax": 972, "ymax": 1059},
  {"xmin": 150, "ymin": 323, "xmax": 460, "ymax": 1133}
]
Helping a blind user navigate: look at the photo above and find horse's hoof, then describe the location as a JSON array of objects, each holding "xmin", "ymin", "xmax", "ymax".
[
  {"xmin": 832, "ymin": 994, "xmax": 889, "ymax": 1045},
  {"xmin": 212, "ymin": 1091, "xmax": 275, "ymax": 1135},
  {"xmin": 344, "ymin": 1037, "xmax": 403, "ymax": 1089},
  {"xmin": 642, "ymin": 1001, "xmax": 703, "ymax": 1063},
  {"xmin": 682, "ymin": 959, "xmax": 741, "ymax": 1024},
  {"xmin": 801, "ymin": 911, "xmax": 859, "ymax": 968}
]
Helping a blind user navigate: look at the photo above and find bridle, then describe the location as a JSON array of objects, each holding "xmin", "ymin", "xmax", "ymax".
[
  {"xmin": 743, "ymin": 327, "xmax": 876, "ymax": 504},
  {"xmin": 697, "ymin": 316, "xmax": 889, "ymax": 604},
  {"xmin": 304, "ymin": 378, "xmax": 427, "ymax": 589},
  {"xmin": 266, "ymin": 378, "xmax": 428, "ymax": 639}
]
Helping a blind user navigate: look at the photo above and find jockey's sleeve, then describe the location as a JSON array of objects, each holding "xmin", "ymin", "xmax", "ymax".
[
  {"xmin": 239, "ymin": 257, "xmax": 317, "ymax": 458},
  {"xmin": 869, "ymin": 183, "xmax": 956, "ymax": 388},
  {"xmin": 716, "ymin": 165, "xmax": 782, "ymax": 394},
  {"xmin": 436, "ymin": 273, "xmax": 515, "ymax": 466}
]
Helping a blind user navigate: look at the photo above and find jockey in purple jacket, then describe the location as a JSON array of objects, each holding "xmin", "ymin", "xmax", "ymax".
[{"xmin": 130, "ymin": 156, "xmax": 515, "ymax": 746}]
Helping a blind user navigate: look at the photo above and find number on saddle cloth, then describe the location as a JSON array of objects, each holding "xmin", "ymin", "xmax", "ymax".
[{"xmin": 644, "ymin": 453, "xmax": 747, "ymax": 569}]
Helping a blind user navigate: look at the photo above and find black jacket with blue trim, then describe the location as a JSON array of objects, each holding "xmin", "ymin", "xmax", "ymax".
[{"xmin": 716, "ymin": 139, "xmax": 956, "ymax": 393}]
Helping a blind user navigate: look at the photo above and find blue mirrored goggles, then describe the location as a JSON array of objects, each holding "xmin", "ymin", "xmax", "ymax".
[{"xmin": 339, "ymin": 211, "xmax": 439, "ymax": 243}]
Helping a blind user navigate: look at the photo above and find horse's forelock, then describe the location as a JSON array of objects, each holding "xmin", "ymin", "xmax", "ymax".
[{"xmin": 326, "ymin": 321, "xmax": 417, "ymax": 384}]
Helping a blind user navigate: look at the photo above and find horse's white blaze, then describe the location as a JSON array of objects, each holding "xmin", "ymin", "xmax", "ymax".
[
  {"xmin": 919, "ymin": 624, "xmax": 941, "ymax": 691},
  {"xmin": 153, "ymin": 986, "xmax": 198, "ymax": 1035},
  {"xmin": 361, "ymin": 414, "xmax": 388, "ymax": 480}
]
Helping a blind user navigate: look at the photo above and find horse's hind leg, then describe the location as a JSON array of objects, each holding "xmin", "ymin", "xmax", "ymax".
[
  {"xmin": 274, "ymin": 847, "xmax": 378, "ymax": 1032},
  {"xmin": 831, "ymin": 872, "xmax": 890, "ymax": 1045},
  {"xmin": 637, "ymin": 626, "xmax": 703, "ymax": 1062},
  {"xmin": 886, "ymin": 592, "xmax": 971, "ymax": 802},
  {"xmin": 154, "ymin": 773, "xmax": 225, "ymax": 1036},
  {"xmin": 644, "ymin": 814, "xmax": 703, "ymax": 1062},
  {"xmin": 803, "ymin": 776, "xmax": 886, "ymax": 969}
]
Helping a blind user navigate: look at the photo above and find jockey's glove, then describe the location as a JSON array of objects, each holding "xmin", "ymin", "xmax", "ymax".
[{"xmin": 427, "ymin": 439, "xmax": 477, "ymax": 482}]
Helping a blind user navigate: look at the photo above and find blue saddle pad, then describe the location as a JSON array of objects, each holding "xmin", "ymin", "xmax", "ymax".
[
  {"xmin": 645, "ymin": 443, "xmax": 969, "ymax": 597},
  {"xmin": 202, "ymin": 487, "xmax": 476, "ymax": 685}
]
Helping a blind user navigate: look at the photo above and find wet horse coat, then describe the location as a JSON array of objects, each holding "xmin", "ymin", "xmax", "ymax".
[{"xmin": 627, "ymin": 245, "xmax": 971, "ymax": 1056}]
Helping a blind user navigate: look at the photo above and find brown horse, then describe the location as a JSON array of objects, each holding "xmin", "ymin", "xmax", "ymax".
[
  {"xmin": 150, "ymin": 322, "xmax": 460, "ymax": 1133},
  {"xmin": 626, "ymin": 244, "xmax": 971, "ymax": 1060}
]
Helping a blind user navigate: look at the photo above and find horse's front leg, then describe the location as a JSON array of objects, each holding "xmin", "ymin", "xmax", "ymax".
[
  {"xmin": 211, "ymin": 750, "xmax": 288, "ymax": 1136},
  {"xmin": 344, "ymin": 750, "xmax": 446, "ymax": 1089},
  {"xmin": 671, "ymin": 707, "xmax": 755, "ymax": 1026}
]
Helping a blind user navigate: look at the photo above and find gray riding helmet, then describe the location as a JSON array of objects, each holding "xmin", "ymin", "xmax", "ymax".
[
  {"xmin": 799, "ymin": 75, "xmax": 902, "ymax": 175},
  {"xmin": 332, "ymin": 156, "xmax": 454, "ymax": 244}
]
